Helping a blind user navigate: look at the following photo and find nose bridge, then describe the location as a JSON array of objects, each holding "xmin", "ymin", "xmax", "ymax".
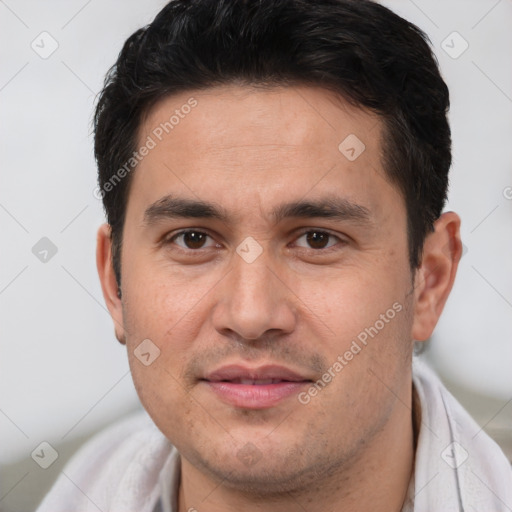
[
  {"xmin": 232, "ymin": 252, "xmax": 271, "ymax": 301},
  {"xmin": 212, "ymin": 246, "xmax": 296, "ymax": 340}
]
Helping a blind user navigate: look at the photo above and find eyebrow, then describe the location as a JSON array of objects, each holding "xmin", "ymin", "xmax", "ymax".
[
  {"xmin": 271, "ymin": 197, "xmax": 371, "ymax": 224},
  {"xmin": 143, "ymin": 196, "xmax": 229, "ymax": 224},
  {"xmin": 143, "ymin": 194, "xmax": 372, "ymax": 226}
]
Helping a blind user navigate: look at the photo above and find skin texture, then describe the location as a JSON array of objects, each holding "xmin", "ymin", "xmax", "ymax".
[{"xmin": 97, "ymin": 85, "xmax": 462, "ymax": 512}]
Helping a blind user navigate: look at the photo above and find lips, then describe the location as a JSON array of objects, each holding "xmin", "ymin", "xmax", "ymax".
[
  {"xmin": 204, "ymin": 364, "xmax": 309, "ymax": 382},
  {"xmin": 201, "ymin": 364, "xmax": 312, "ymax": 409},
  {"xmin": 227, "ymin": 378, "xmax": 288, "ymax": 385}
]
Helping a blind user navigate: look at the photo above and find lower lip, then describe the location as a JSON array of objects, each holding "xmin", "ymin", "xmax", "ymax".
[{"xmin": 203, "ymin": 381, "xmax": 309, "ymax": 409}]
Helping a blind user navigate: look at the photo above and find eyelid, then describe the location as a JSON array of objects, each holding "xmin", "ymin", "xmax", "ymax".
[
  {"xmin": 160, "ymin": 227, "xmax": 348, "ymax": 252},
  {"xmin": 291, "ymin": 228, "xmax": 347, "ymax": 250},
  {"xmin": 163, "ymin": 228, "xmax": 221, "ymax": 249}
]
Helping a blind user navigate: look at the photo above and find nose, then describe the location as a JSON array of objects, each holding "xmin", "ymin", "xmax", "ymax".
[{"xmin": 211, "ymin": 250, "xmax": 297, "ymax": 343}]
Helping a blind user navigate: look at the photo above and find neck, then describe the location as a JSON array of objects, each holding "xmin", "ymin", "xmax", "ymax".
[{"xmin": 178, "ymin": 386, "xmax": 416, "ymax": 512}]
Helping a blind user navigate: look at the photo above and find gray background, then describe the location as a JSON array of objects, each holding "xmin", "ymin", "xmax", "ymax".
[{"xmin": 1, "ymin": 0, "xmax": 511, "ymax": 511}]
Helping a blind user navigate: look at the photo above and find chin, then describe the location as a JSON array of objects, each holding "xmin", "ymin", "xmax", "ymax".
[
  {"xmin": 190, "ymin": 440, "xmax": 346, "ymax": 497},
  {"xmin": 206, "ymin": 461, "xmax": 315, "ymax": 496}
]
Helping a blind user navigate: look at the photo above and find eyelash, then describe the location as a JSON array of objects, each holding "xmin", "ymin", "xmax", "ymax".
[
  {"xmin": 165, "ymin": 229, "xmax": 221, "ymax": 250},
  {"xmin": 164, "ymin": 228, "xmax": 345, "ymax": 253}
]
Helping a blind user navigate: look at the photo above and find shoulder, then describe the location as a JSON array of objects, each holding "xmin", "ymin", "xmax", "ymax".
[
  {"xmin": 36, "ymin": 410, "xmax": 174, "ymax": 512},
  {"xmin": 412, "ymin": 357, "xmax": 512, "ymax": 510}
]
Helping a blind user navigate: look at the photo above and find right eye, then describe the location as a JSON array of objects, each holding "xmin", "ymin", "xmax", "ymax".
[{"xmin": 166, "ymin": 230, "xmax": 220, "ymax": 250}]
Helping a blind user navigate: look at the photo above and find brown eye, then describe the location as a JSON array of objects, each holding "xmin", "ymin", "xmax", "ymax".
[
  {"xmin": 171, "ymin": 230, "xmax": 215, "ymax": 249},
  {"xmin": 306, "ymin": 231, "xmax": 329, "ymax": 249},
  {"xmin": 295, "ymin": 230, "xmax": 340, "ymax": 250},
  {"xmin": 183, "ymin": 231, "xmax": 207, "ymax": 249}
]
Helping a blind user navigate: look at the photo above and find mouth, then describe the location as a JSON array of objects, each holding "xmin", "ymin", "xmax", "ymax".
[
  {"xmin": 216, "ymin": 378, "xmax": 298, "ymax": 385},
  {"xmin": 200, "ymin": 364, "xmax": 313, "ymax": 409}
]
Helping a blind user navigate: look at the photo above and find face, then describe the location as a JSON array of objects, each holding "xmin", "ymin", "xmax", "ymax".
[{"xmin": 103, "ymin": 85, "xmax": 420, "ymax": 492}]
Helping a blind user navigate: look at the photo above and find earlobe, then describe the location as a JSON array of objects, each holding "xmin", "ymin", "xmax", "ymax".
[
  {"xmin": 411, "ymin": 212, "xmax": 462, "ymax": 342},
  {"xmin": 96, "ymin": 223, "xmax": 126, "ymax": 345}
]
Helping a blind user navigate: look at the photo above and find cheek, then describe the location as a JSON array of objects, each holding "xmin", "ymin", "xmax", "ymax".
[
  {"xmin": 121, "ymin": 255, "xmax": 219, "ymax": 341},
  {"xmin": 128, "ymin": 355, "xmax": 200, "ymax": 447},
  {"xmin": 302, "ymin": 297, "xmax": 413, "ymax": 439},
  {"xmin": 120, "ymin": 268, "xmax": 219, "ymax": 413},
  {"xmin": 293, "ymin": 262, "xmax": 414, "ymax": 413},
  {"xmin": 294, "ymin": 263, "xmax": 408, "ymax": 338}
]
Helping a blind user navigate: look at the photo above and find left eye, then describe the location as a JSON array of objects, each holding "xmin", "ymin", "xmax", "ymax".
[
  {"xmin": 169, "ymin": 230, "xmax": 218, "ymax": 250},
  {"xmin": 294, "ymin": 231, "xmax": 340, "ymax": 250}
]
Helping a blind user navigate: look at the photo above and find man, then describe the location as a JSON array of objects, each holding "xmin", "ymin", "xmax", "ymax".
[{"xmin": 36, "ymin": 0, "xmax": 512, "ymax": 511}]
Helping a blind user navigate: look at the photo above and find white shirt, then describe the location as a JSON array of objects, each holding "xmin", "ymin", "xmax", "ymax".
[{"xmin": 36, "ymin": 358, "xmax": 512, "ymax": 512}]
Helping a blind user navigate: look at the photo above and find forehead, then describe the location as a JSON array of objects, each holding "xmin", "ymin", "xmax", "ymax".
[
  {"xmin": 140, "ymin": 84, "xmax": 380, "ymax": 159},
  {"xmin": 128, "ymin": 84, "xmax": 400, "ymax": 222}
]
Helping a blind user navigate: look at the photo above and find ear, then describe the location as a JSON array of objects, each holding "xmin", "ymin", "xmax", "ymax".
[
  {"xmin": 96, "ymin": 223, "xmax": 126, "ymax": 345},
  {"xmin": 411, "ymin": 211, "xmax": 462, "ymax": 341}
]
